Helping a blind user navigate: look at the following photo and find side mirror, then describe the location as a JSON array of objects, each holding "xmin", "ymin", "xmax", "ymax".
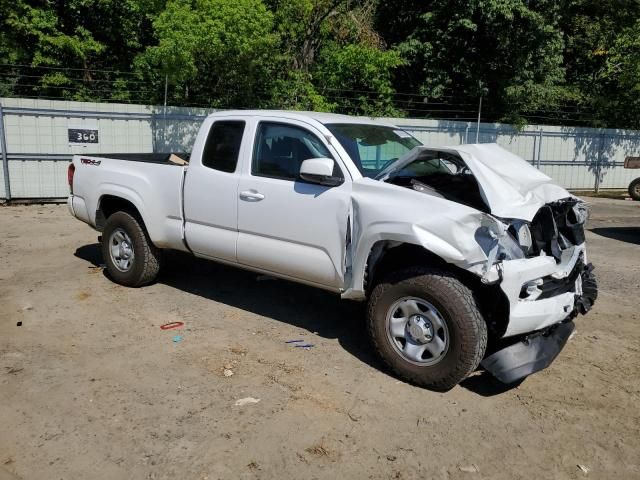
[{"xmin": 299, "ymin": 158, "xmax": 343, "ymax": 187}]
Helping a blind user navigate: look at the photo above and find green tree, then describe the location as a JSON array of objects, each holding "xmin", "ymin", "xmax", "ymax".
[
  {"xmin": 560, "ymin": 0, "xmax": 640, "ymax": 128},
  {"xmin": 598, "ymin": 20, "xmax": 640, "ymax": 129},
  {"xmin": 0, "ymin": 0, "xmax": 162, "ymax": 101},
  {"xmin": 376, "ymin": 0, "xmax": 570, "ymax": 123},
  {"xmin": 136, "ymin": 0, "xmax": 279, "ymax": 107},
  {"xmin": 315, "ymin": 43, "xmax": 406, "ymax": 116},
  {"xmin": 266, "ymin": 0, "xmax": 405, "ymax": 115},
  {"xmin": 3, "ymin": 0, "xmax": 636, "ymax": 128}
]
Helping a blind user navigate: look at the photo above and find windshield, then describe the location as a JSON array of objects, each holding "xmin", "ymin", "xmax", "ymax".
[{"xmin": 325, "ymin": 123, "xmax": 422, "ymax": 178}]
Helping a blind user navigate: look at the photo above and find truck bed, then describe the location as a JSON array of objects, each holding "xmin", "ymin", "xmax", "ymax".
[{"xmin": 70, "ymin": 153, "xmax": 188, "ymax": 250}]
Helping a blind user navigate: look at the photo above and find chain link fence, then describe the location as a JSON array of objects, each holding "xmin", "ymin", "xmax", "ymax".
[{"xmin": 1, "ymin": 97, "xmax": 639, "ymax": 201}]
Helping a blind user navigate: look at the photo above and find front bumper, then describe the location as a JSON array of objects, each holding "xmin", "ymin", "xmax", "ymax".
[
  {"xmin": 479, "ymin": 249, "xmax": 596, "ymax": 384},
  {"xmin": 481, "ymin": 321, "xmax": 575, "ymax": 384},
  {"xmin": 494, "ymin": 245, "xmax": 597, "ymax": 337}
]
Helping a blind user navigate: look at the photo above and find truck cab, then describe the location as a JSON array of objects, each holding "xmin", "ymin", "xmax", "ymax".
[{"xmin": 182, "ymin": 112, "xmax": 360, "ymax": 290}]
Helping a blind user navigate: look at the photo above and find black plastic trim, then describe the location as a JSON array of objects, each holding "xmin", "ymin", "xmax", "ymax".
[{"xmin": 481, "ymin": 321, "xmax": 575, "ymax": 384}]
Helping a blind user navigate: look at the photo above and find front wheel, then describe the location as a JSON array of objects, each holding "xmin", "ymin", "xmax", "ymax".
[
  {"xmin": 367, "ymin": 267, "xmax": 487, "ymax": 391},
  {"xmin": 101, "ymin": 211, "xmax": 162, "ymax": 287}
]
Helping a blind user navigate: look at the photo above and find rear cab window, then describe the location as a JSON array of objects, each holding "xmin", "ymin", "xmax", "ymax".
[{"xmin": 202, "ymin": 120, "xmax": 246, "ymax": 173}]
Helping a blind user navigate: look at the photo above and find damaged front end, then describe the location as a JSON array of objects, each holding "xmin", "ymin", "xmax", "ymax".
[
  {"xmin": 376, "ymin": 143, "xmax": 598, "ymax": 383},
  {"xmin": 483, "ymin": 198, "xmax": 597, "ymax": 334},
  {"xmin": 477, "ymin": 199, "xmax": 598, "ymax": 383}
]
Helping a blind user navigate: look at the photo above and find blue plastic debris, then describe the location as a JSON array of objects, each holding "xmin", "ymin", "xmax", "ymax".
[
  {"xmin": 172, "ymin": 335, "xmax": 183, "ymax": 343},
  {"xmin": 285, "ymin": 339, "xmax": 304, "ymax": 343},
  {"xmin": 294, "ymin": 344, "xmax": 314, "ymax": 348}
]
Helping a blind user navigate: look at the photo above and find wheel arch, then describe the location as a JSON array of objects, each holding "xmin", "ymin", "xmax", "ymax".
[
  {"xmin": 364, "ymin": 240, "xmax": 510, "ymax": 339},
  {"xmin": 96, "ymin": 194, "xmax": 147, "ymax": 232},
  {"xmin": 365, "ymin": 240, "xmax": 446, "ymax": 292}
]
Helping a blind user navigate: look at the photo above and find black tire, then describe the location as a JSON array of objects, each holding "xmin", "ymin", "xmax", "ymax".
[
  {"xmin": 101, "ymin": 211, "xmax": 162, "ymax": 287},
  {"xmin": 629, "ymin": 177, "xmax": 640, "ymax": 201},
  {"xmin": 367, "ymin": 267, "xmax": 487, "ymax": 391}
]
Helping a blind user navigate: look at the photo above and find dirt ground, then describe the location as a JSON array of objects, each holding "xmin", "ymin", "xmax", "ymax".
[{"xmin": 1, "ymin": 197, "xmax": 639, "ymax": 480}]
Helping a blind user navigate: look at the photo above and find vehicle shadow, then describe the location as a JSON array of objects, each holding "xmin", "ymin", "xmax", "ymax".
[
  {"xmin": 459, "ymin": 371, "xmax": 524, "ymax": 397},
  {"xmin": 74, "ymin": 243, "xmax": 381, "ymax": 369},
  {"xmin": 590, "ymin": 227, "xmax": 640, "ymax": 245},
  {"xmin": 74, "ymin": 243, "xmax": 515, "ymax": 396}
]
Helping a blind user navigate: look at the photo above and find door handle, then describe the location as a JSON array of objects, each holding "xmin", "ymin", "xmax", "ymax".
[{"xmin": 239, "ymin": 190, "xmax": 265, "ymax": 202}]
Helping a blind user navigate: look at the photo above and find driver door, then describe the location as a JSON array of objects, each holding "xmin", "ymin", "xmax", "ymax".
[{"xmin": 236, "ymin": 119, "xmax": 351, "ymax": 289}]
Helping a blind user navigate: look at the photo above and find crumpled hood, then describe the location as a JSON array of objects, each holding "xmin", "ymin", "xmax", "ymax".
[{"xmin": 379, "ymin": 143, "xmax": 573, "ymax": 222}]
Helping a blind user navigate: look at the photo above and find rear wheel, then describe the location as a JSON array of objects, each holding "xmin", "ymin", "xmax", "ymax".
[
  {"xmin": 102, "ymin": 211, "xmax": 162, "ymax": 287},
  {"xmin": 367, "ymin": 267, "xmax": 487, "ymax": 391},
  {"xmin": 629, "ymin": 177, "xmax": 640, "ymax": 201}
]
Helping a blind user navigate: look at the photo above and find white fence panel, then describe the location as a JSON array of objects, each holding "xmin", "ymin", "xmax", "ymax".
[
  {"xmin": 1, "ymin": 97, "xmax": 640, "ymax": 200},
  {"xmin": 9, "ymin": 160, "xmax": 70, "ymax": 198}
]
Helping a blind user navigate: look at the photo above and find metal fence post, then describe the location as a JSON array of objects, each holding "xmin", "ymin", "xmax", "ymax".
[
  {"xmin": 464, "ymin": 123, "xmax": 470, "ymax": 144},
  {"xmin": 593, "ymin": 133, "xmax": 604, "ymax": 193},
  {"xmin": 594, "ymin": 133, "xmax": 605, "ymax": 193},
  {"xmin": 475, "ymin": 96, "xmax": 482, "ymax": 143},
  {"xmin": 536, "ymin": 130, "xmax": 543, "ymax": 169},
  {"xmin": 151, "ymin": 111, "xmax": 157, "ymax": 152},
  {"xmin": 0, "ymin": 103, "xmax": 11, "ymax": 202}
]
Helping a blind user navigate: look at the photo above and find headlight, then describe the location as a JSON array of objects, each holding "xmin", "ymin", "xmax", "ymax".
[
  {"xmin": 512, "ymin": 221, "xmax": 533, "ymax": 255},
  {"xmin": 476, "ymin": 217, "xmax": 525, "ymax": 263},
  {"xmin": 496, "ymin": 232, "xmax": 525, "ymax": 260}
]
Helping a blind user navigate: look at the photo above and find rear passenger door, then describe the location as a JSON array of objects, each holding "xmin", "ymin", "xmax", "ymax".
[{"xmin": 183, "ymin": 119, "xmax": 247, "ymax": 262}]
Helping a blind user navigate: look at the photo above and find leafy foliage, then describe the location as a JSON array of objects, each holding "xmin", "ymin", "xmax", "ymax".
[
  {"xmin": 560, "ymin": 0, "xmax": 640, "ymax": 128},
  {"xmin": 0, "ymin": 0, "xmax": 638, "ymax": 127},
  {"xmin": 0, "ymin": 0, "xmax": 160, "ymax": 99},
  {"xmin": 135, "ymin": 0, "xmax": 278, "ymax": 107},
  {"xmin": 377, "ymin": 0, "xmax": 570, "ymax": 123},
  {"xmin": 315, "ymin": 43, "xmax": 406, "ymax": 116}
]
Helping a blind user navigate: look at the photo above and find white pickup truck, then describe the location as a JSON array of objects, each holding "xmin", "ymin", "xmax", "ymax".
[{"xmin": 67, "ymin": 110, "xmax": 597, "ymax": 390}]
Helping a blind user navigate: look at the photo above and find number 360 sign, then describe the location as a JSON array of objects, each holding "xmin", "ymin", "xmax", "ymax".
[{"xmin": 68, "ymin": 128, "xmax": 99, "ymax": 144}]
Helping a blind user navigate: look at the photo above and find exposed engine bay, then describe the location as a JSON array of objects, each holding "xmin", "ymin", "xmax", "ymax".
[
  {"xmin": 380, "ymin": 145, "xmax": 598, "ymax": 319},
  {"xmin": 527, "ymin": 199, "xmax": 587, "ymax": 259},
  {"xmin": 385, "ymin": 150, "xmax": 490, "ymax": 213},
  {"xmin": 383, "ymin": 148, "xmax": 590, "ymax": 261}
]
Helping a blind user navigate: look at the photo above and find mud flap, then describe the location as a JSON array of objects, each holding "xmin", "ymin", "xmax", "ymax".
[{"xmin": 481, "ymin": 321, "xmax": 575, "ymax": 384}]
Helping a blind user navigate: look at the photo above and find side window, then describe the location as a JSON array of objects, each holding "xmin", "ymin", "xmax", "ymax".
[
  {"xmin": 252, "ymin": 122, "xmax": 340, "ymax": 181},
  {"xmin": 202, "ymin": 121, "xmax": 246, "ymax": 173}
]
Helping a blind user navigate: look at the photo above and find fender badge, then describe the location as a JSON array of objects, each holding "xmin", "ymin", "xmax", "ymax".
[{"xmin": 80, "ymin": 158, "xmax": 101, "ymax": 166}]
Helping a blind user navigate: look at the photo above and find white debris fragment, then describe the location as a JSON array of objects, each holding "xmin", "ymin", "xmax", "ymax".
[
  {"xmin": 459, "ymin": 464, "xmax": 479, "ymax": 473},
  {"xmin": 234, "ymin": 397, "xmax": 260, "ymax": 406},
  {"xmin": 223, "ymin": 369, "xmax": 234, "ymax": 377}
]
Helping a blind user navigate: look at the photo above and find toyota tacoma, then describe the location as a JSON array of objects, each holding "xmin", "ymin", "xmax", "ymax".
[{"xmin": 67, "ymin": 111, "xmax": 597, "ymax": 390}]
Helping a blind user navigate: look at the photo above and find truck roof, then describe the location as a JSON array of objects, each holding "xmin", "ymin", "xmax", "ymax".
[{"xmin": 207, "ymin": 110, "xmax": 397, "ymax": 127}]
